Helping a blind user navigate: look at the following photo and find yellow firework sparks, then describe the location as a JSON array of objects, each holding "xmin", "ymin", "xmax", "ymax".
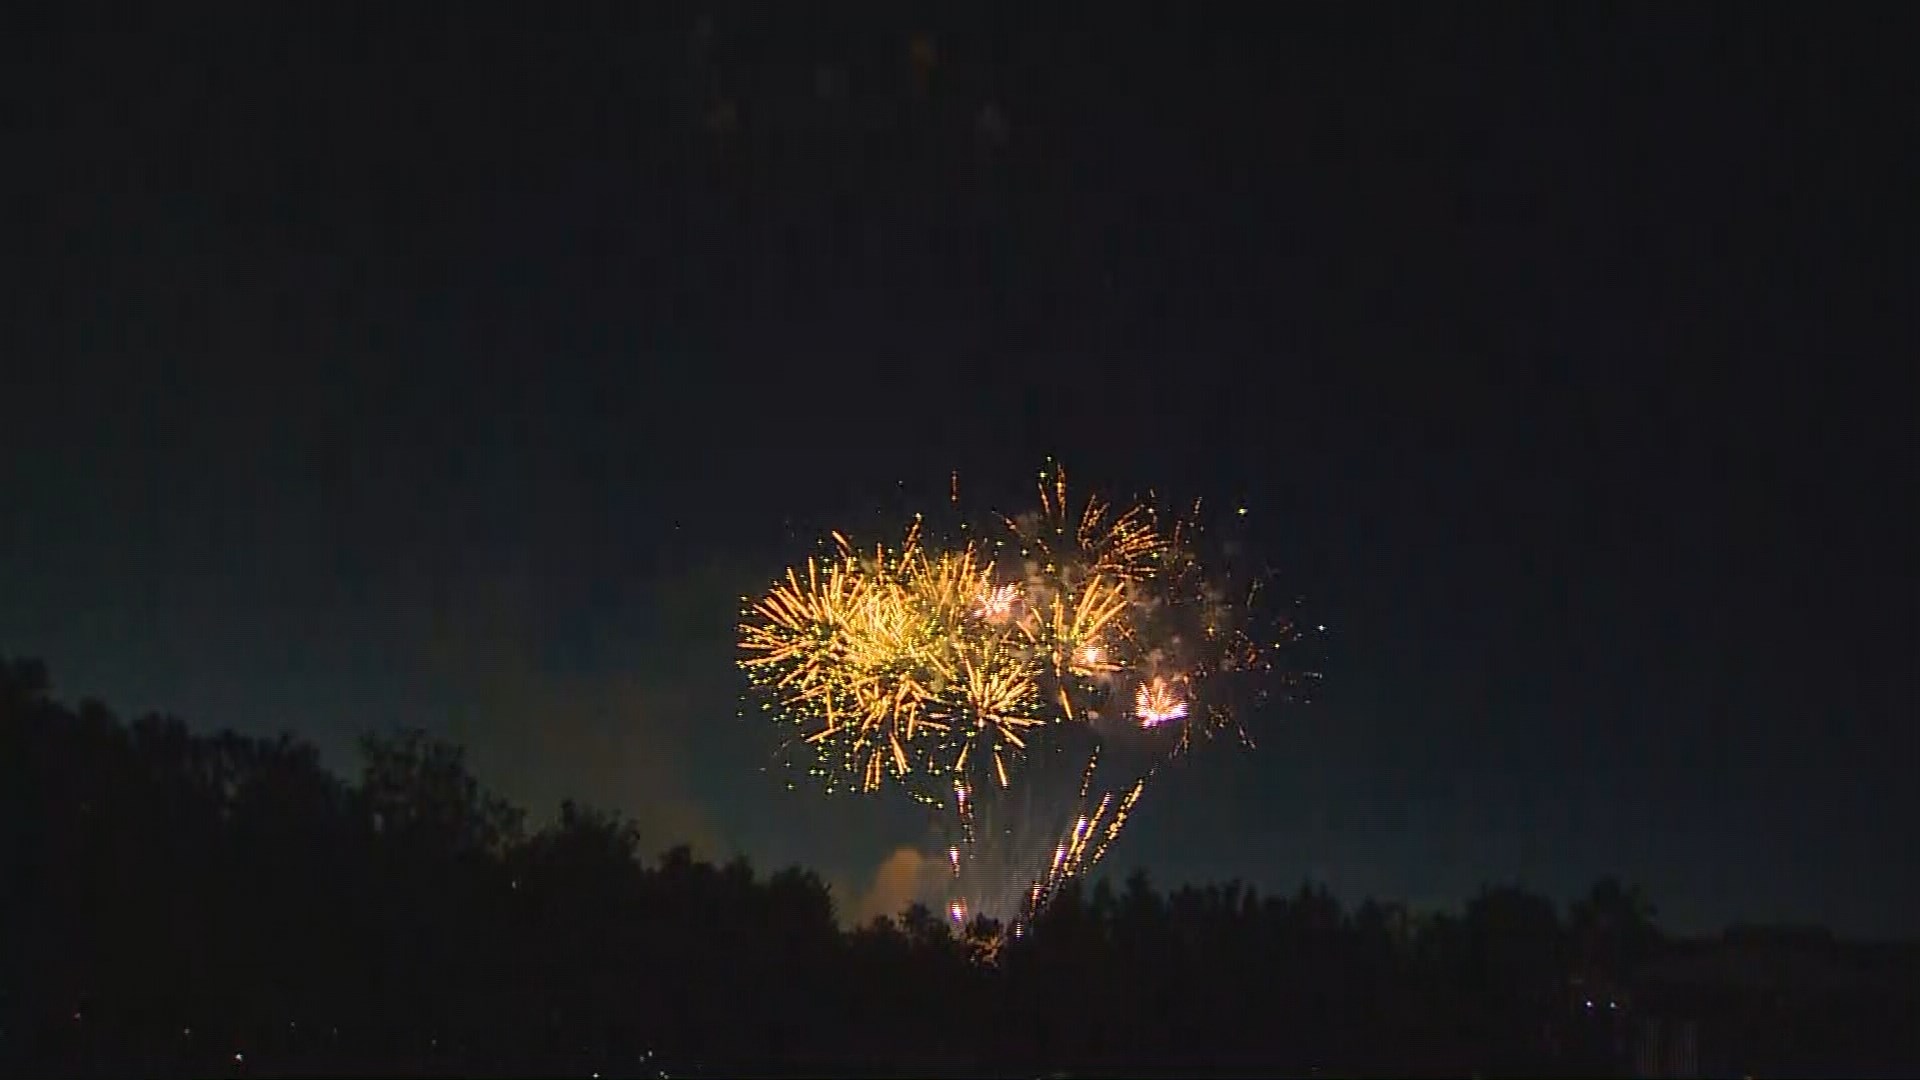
[
  {"xmin": 741, "ymin": 522, "xmax": 1050, "ymax": 798},
  {"xmin": 1012, "ymin": 463, "xmax": 1168, "ymax": 585},
  {"xmin": 738, "ymin": 555, "xmax": 875, "ymax": 713},
  {"xmin": 740, "ymin": 530, "xmax": 945, "ymax": 796},
  {"xmin": 739, "ymin": 460, "xmax": 1298, "ymax": 908},
  {"xmin": 1020, "ymin": 572, "xmax": 1131, "ymax": 674},
  {"xmin": 928, "ymin": 635, "xmax": 1045, "ymax": 789}
]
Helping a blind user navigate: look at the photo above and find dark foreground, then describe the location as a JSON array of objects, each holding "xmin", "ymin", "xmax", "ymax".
[{"xmin": 8, "ymin": 658, "xmax": 1918, "ymax": 1078}]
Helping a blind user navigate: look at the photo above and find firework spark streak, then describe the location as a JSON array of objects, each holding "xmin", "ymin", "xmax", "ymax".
[{"xmin": 739, "ymin": 464, "xmax": 1317, "ymax": 929}]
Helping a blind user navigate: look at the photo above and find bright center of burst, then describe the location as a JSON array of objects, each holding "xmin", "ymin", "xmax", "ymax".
[
  {"xmin": 973, "ymin": 583, "xmax": 1019, "ymax": 621},
  {"xmin": 1134, "ymin": 678, "xmax": 1189, "ymax": 728}
]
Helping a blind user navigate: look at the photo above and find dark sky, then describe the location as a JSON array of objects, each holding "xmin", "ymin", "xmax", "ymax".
[{"xmin": 6, "ymin": 6, "xmax": 1914, "ymax": 935}]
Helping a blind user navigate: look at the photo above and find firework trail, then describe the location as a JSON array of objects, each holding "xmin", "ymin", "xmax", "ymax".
[
  {"xmin": 941, "ymin": 743, "xmax": 1159, "ymax": 934},
  {"xmin": 739, "ymin": 463, "xmax": 1318, "ymax": 930}
]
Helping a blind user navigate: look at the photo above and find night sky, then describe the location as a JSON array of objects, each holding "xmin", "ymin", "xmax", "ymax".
[{"xmin": 7, "ymin": 7, "xmax": 1913, "ymax": 935}]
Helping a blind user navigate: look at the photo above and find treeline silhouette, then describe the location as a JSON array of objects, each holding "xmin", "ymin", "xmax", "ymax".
[{"xmin": 6, "ymin": 656, "xmax": 1916, "ymax": 1078}]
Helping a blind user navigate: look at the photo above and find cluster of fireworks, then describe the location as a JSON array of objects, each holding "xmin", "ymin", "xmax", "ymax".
[{"xmin": 738, "ymin": 465, "xmax": 1314, "ymax": 932}]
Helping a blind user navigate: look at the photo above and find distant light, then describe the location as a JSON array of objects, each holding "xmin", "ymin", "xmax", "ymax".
[
  {"xmin": 1316, "ymin": 624, "xmax": 1326, "ymax": 632},
  {"xmin": 1236, "ymin": 507, "xmax": 1248, "ymax": 516},
  {"xmin": 233, "ymin": 1052, "xmax": 245, "ymax": 1064}
]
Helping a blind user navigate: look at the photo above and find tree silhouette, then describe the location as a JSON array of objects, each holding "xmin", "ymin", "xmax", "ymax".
[{"xmin": 6, "ymin": 655, "xmax": 1916, "ymax": 1079}]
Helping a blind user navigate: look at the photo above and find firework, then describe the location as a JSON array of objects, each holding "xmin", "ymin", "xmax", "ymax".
[
  {"xmin": 972, "ymin": 582, "xmax": 1021, "ymax": 622},
  {"xmin": 1005, "ymin": 464, "xmax": 1166, "ymax": 585},
  {"xmin": 941, "ymin": 741, "xmax": 1159, "ymax": 933},
  {"xmin": 738, "ymin": 464, "xmax": 1313, "ymax": 927},
  {"xmin": 1134, "ymin": 677, "xmax": 1189, "ymax": 728}
]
